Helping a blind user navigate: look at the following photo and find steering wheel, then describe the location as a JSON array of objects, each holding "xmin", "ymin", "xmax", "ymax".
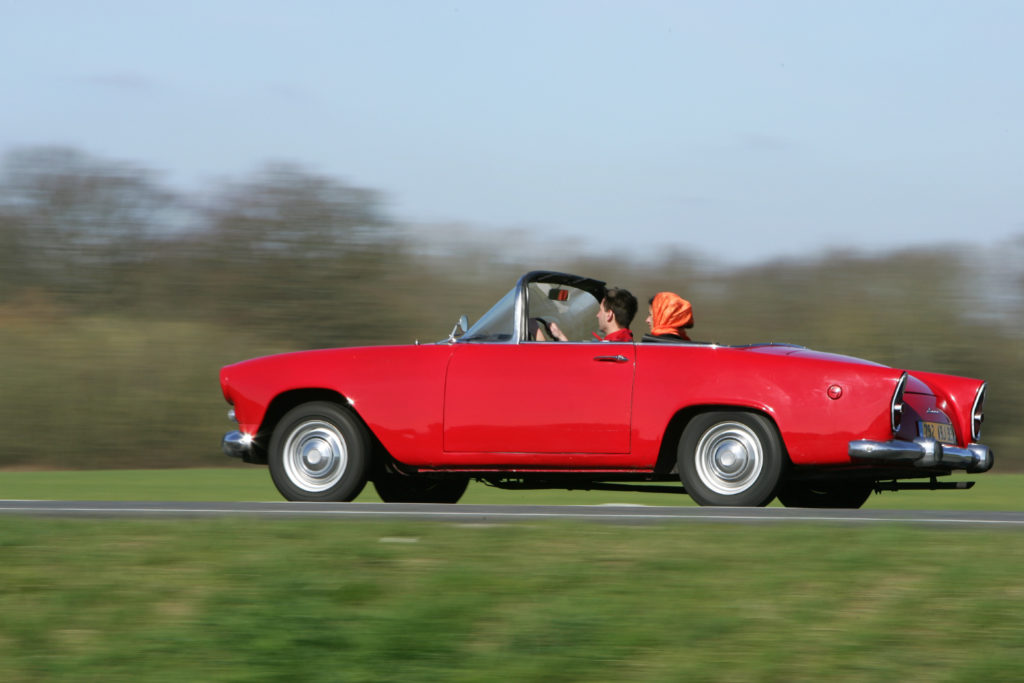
[{"xmin": 529, "ymin": 317, "xmax": 558, "ymax": 341}]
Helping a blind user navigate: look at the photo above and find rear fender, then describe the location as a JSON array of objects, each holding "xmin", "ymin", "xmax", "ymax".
[
  {"xmin": 640, "ymin": 350, "xmax": 907, "ymax": 466},
  {"xmin": 906, "ymin": 370, "xmax": 985, "ymax": 446}
]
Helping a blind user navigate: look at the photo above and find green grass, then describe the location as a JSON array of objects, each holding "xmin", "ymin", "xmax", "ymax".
[
  {"xmin": 0, "ymin": 468, "xmax": 1020, "ymax": 510},
  {"xmin": 2, "ymin": 471, "xmax": 1023, "ymax": 680},
  {"xmin": 1, "ymin": 517, "xmax": 1023, "ymax": 681}
]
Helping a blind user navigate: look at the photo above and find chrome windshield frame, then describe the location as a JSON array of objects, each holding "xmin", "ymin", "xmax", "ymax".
[
  {"xmin": 460, "ymin": 270, "xmax": 607, "ymax": 345},
  {"xmin": 512, "ymin": 273, "xmax": 528, "ymax": 343}
]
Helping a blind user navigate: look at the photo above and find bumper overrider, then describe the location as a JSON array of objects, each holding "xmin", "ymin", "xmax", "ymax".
[
  {"xmin": 849, "ymin": 438, "xmax": 994, "ymax": 473},
  {"xmin": 222, "ymin": 430, "xmax": 253, "ymax": 459}
]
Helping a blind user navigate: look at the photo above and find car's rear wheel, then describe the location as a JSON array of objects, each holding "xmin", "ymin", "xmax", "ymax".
[
  {"xmin": 678, "ymin": 411, "xmax": 783, "ymax": 506},
  {"xmin": 776, "ymin": 481, "xmax": 873, "ymax": 509},
  {"xmin": 268, "ymin": 401, "xmax": 368, "ymax": 502},
  {"xmin": 373, "ymin": 471, "xmax": 469, "ymax": 504}
]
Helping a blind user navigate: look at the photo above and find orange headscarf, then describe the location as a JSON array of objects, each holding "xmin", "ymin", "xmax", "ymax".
[{"xmin": 651, "ymin": 292, "xmax": 694, "ymax": 339}]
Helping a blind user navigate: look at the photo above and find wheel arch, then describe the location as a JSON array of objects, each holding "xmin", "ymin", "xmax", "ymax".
[
  {"xmin": 654, "ymin": 404, "xmax": 792, "ymax": 474},
  {"xmin": 255, "ymin": 388, "xmax": 388, "ymax": 464}
]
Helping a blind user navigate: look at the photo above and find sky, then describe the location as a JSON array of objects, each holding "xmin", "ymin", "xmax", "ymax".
[{"xmin": 2, "ymin": 1, "xmax": 1023, "ymax": 264}]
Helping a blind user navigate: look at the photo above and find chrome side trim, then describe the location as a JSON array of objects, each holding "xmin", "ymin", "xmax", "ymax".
[
  {"xmin": 891, "ymin": 372, "xmax": 908, "ymax": 433},
  {"xmin": 971, "ymin": 382, "xmax": 986, "ymax": 441},
  {"xmin": 849, "ymin": 438, "xmax": 993, "ymax": 473}
]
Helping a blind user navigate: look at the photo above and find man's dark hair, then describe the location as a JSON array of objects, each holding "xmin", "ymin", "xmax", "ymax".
[{"xmin": 603, "ymin": 287, "xmax": 638, "ymax": 328}]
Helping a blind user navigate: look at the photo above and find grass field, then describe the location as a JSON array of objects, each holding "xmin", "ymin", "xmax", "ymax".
[
  {"xmin": 2, "ymin": 470, "xmax": 1022, "ymax": 681},
  {"xmin": 2, "ymin": 517, "xmax": 1023, "ymax": 682}
]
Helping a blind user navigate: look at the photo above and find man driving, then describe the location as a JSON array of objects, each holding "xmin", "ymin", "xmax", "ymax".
[{"xmin": 543, "ymin": 286, "xmax": 637, "ymax": 342}]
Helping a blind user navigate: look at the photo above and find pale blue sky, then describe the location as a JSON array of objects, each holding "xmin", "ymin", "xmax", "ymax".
[{"xmin": 2, "ymin": 1, "xmax": 1022, "ymax": 263}]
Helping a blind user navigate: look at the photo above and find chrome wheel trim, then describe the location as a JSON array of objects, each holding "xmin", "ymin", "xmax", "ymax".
[
  {"xmin": 694, "ymin": 421, "xmax": 764, "ymax": 496},
  {"xmin": 282, "ymin": 420, "xmax": 349, "ymax": 492}
]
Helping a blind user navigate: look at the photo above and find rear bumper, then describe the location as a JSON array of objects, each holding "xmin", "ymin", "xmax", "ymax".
[{"xmin": 849, "ymin": 438, "xmax": 993, "ymax": 473}]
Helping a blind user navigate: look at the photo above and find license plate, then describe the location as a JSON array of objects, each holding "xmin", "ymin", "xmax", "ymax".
[{"xmin": 919, "ymin": 421, "xmax": 956, "ymax": 444}]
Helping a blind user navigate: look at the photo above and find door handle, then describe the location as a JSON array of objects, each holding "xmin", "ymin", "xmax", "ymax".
[{"xmin": 594, "ymin": 355, "xmax": 629, "ymax": 363}]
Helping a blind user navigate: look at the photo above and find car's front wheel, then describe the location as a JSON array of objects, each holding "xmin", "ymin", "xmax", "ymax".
[
  {"xmin": 678, "ymin": 411, "xmax": 783, "ymax": 506},
  {"xmin": 268, "ymin": 401, "xmax": 368, "ymax": 502}
]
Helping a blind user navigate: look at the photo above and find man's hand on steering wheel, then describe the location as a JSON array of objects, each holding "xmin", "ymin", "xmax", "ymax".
[{"xmin": 546, "ymin": 320, "xmax": 568, "ymax": 341}]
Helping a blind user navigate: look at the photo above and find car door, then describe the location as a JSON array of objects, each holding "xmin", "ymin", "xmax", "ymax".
[{"xmin": 443, "ymin": 341, "xmax": 635, "ymax": 456}]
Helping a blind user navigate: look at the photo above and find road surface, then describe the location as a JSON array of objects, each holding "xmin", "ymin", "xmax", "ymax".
[{"xmin": 1, "ymin": 500, "xmax": 1023, "ymax": 527}]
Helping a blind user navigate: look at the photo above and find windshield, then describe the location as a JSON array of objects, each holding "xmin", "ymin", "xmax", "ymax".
[
  {"xmin": 462, "ymin": 286, "xmax": 516, "ymax": 342},
  {"xmin": 462, "ymin": 280, "xmax": 605, "ymax": 343},
  {"xmin": 526, "ymin": 282, "xmax": 601, "ymax": 341}
]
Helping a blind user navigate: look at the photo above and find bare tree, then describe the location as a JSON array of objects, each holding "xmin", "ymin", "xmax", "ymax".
[{"xmin": 0, "ymin": 146, "xmax": 180, "ymax": 301}]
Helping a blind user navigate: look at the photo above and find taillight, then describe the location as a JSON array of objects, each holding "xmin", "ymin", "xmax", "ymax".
[
  {"xmin": 971, "ymin": 383, "xmax": 986, "ymax": 441},
  {"xmin": 891, "ymin": 372, "xmax": 908, "ymax": 433}
]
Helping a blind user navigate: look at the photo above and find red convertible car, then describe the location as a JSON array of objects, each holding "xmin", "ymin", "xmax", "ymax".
[{"xmin": 220, "ymin": 270, "xmax": 993, "ymax": 508}]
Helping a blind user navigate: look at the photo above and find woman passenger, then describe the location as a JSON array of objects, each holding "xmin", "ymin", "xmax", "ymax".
[{"xmin": 643, "ymin": 292, "xmax": 694, "ymax": 342}]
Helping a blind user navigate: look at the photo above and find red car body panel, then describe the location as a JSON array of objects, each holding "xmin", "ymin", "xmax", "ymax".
[
  {"xmin": 222, "ymin": 345, "xmax": 451, "ymax": 461},
  {"xmin": 221, "ymin": 340, "xmax": 945, "ymax": 470},
  {"xmin": 904, "ymin": 370, "xmax": 984, "ymax": 445},
  {"xmin": 632, "ymin": 344, "xmax": 905, "ymax": 466},
  {"xmin": 443, "ymin": 343, "xmax": 635, "ymax": 459}
]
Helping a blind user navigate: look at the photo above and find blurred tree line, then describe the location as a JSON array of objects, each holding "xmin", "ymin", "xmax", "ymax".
[{"xmin": 0, "ymin": 146, "xmax": 1020, "ymax": 471}]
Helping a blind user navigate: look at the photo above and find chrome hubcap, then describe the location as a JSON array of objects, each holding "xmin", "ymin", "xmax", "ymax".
[
  {"xmin": 283, "ymin": 420, "xmax": 348, "ymax": 492},
  {"xmin": 695, "ymin": 422, "xmax": 764, "ymax": 495}
]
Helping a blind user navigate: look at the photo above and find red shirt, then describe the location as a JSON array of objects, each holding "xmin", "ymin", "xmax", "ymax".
[{"xmin": 602, "ymin": 328, "xmax": 634, "ymax": 342}]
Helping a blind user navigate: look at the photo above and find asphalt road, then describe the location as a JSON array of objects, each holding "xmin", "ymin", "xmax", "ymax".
[{"xmin": 1, "ymin": 500, "xmax": 1023, "ymax": 527}]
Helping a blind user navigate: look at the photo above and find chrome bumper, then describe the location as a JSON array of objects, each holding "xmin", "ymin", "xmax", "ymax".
[
  {"xmin": 222, "ymin": 430, "xmax": 252, "ymax": 459},
  {"xmin": 849, "ymin": 438, "xmax": 993, "ymax": 473}
]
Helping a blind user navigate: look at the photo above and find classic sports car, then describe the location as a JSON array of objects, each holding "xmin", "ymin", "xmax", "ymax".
[{"xmin": 220, "ymin": 270, "xmax": 993, "ymax": 508}]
